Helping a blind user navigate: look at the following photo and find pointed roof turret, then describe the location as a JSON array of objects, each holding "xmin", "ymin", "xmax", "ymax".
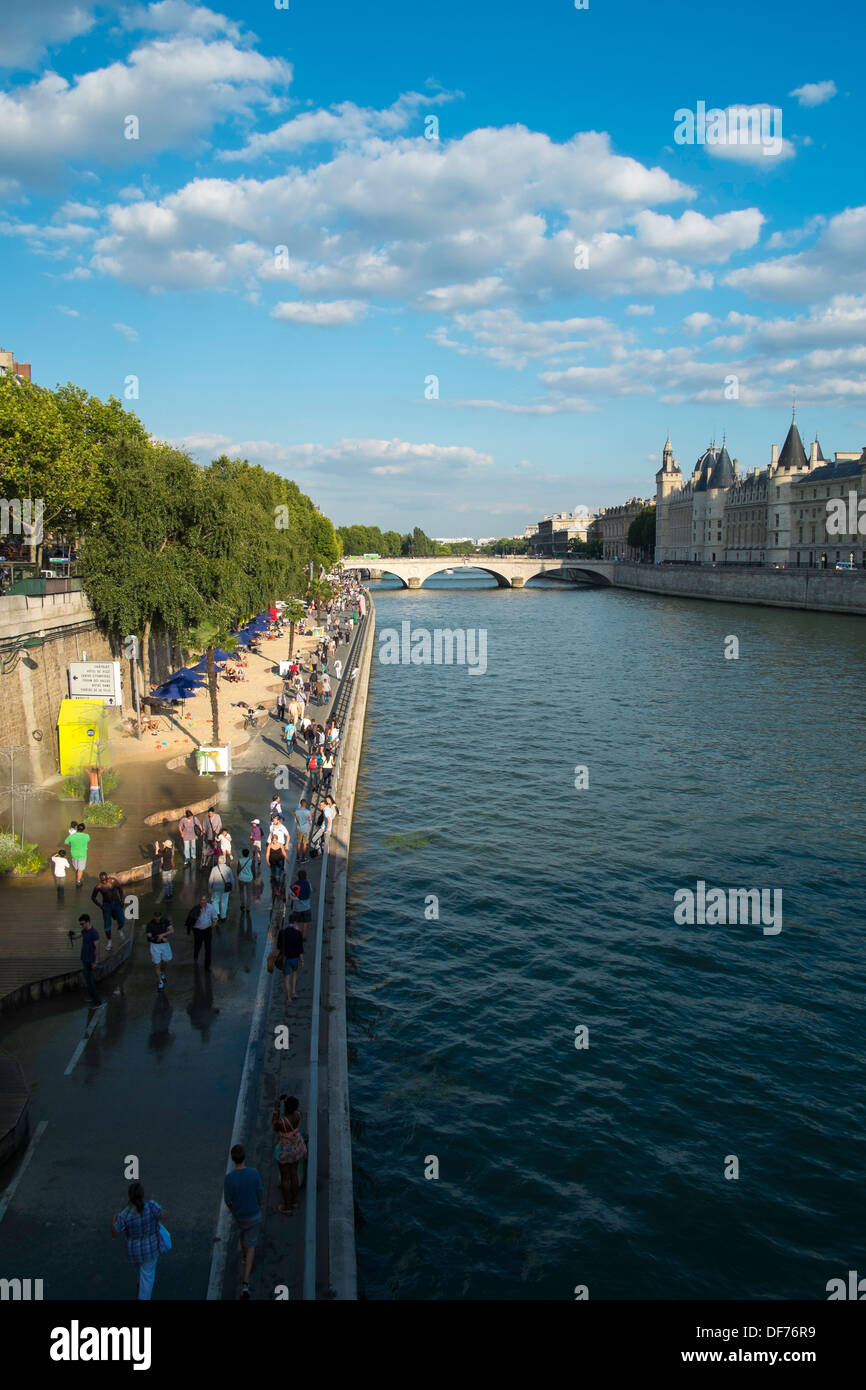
[
  {"xmin": 777, "ymin": 418, "xmax": 808, "ymax": 472},
  {"xmin": 709, "ymin": 440, "xmax": 735, "ymax": 489}
]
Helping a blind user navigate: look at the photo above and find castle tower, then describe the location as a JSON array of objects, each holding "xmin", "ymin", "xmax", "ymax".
[{"xmin": 655, "ymin": 434, "xmax": 682, "ymax": 562}]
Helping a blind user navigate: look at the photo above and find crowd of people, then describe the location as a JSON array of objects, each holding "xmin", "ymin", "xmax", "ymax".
[{"xmin": 101, "ymin": 574, "xmax": 367, "ymax": 1298}]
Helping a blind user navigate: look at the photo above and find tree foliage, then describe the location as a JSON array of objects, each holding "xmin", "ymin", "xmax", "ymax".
[{"xmin": 627, "ymin": 507, "xmax": 656, "ymax": 557}]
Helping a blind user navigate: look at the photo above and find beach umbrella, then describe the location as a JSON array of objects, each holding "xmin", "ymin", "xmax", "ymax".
[
  {"xmin": 172, "ymin": 666, "xmax": 206, "ymax": 683},
  {"xmin": 209, "ymin": 647, "xmax": 237, "ymax": 662}
]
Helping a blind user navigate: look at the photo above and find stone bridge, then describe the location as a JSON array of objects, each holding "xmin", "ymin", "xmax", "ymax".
[{"xmin": 340, "ymin": 555, "xmax": 616, "ymax": 589}]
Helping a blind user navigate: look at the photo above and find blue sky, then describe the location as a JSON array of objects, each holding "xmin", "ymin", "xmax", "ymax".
[{"xmin": 1, "ymin": 0, "xmax": 863, "ymax": 535}]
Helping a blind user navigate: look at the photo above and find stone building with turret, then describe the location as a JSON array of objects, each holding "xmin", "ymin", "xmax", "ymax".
[{"xmin": 654, "ymin": 417, "xmax": 866, "ymax": 567}]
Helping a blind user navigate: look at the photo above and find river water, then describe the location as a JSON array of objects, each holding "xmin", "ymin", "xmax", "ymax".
[{"xmin": 347, "ymin": 572, "xmax": 866, "ymax": 1300}]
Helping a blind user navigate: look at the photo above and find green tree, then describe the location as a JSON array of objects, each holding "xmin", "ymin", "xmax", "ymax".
[
  {"xmin": 0, "ymin": 377, "xmax": 146, "ymax": 564},
  {"xmin": 627, "ymin": 507, "xmax": 656, "ymax": 559}
]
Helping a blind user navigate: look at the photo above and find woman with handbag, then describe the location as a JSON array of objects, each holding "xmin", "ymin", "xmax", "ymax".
[
  {"xmin": 208, "ymin": 853, "xmax": 234, "ymax": 920},
  {"xmin": 111, "ymin": 1181, "xmax": 170, "ymax": 1300},
  {"xmin": 272, "ymin": 1095, "xmax": 307, "ymax": 1215}
]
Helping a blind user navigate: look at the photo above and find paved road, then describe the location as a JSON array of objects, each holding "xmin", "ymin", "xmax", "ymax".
[{"xmin": 0, "ymin": 620, "xmax": 361, "ymax": 1301}]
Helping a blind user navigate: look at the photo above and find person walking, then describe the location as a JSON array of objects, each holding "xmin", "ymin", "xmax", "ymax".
[
  {"xmin": 91, "ymin": 871, "xmax": 126, "ymax": 951},
  {"xmin": 51, "ymin": 847, "xmax": 71, "ymax": 904},
  {"xmin": 289, "ymin": 869, "xmax": 313, "ymax": 943},
  {"xmin": 178, "ymin": 809, "xmax": 202, "ymax": 865},
  {"xmin": 111, "ymin": 1181, "xmax": 166, "ymax": 1301},
  {"xmin": 265, "ymin": 834, "xmax": 287, "ymax": 897},
  {"xmin": 223, "ymin": 1145, "xmax": 263, "ymax": 1299},
  {"xmin": 272, "ymin": 1094, "xmax": 307, "ymax": 1215},
  {"xmin": 269, "ymin": 793, "xmax": 283, "ymax": 821},
  {"xmin": 217, "ymin": 827, "xmax": 233, "ymax": 864},
  {"xmin": 276, "ymin": 688, "xmax": 287, "ymax": 721},
  {"xmin": 275, "ymin": 919, "xmax": 304, "ymax": 1006},
  {"xmin": 65, "ymin": 822, "xmax": 91, "ymax": 886},
  {"xmin": 249, "ymin": 819, "xmax": 262, "ymax": 875},
  {"xmin": 294, "ymin": 799, "xmax": 311, "ymax": 862},
  {"xmin": 146, "ymin": 912, "xmax": 173, "ymax": 990},
  {"xmin": 334, "ymin": 658, "xmax": 342, "ymax": 680},
  {"xmin": 283, "ymin": 719, "xmax": 296, "ymax": 755},
  {"xmin": 155, "ymin": 840, "xmax": 174, "ymax": 900},
  {"xmin": 310, "ymin": 796, "xmax": 338, "ymax": 857},
  {"xmin": 201, "ymin": 808, "xmax": 222, "ymax": 869},
  {"xmin": 208, "ymin": 854, "xmax": 234, "ymax": 919},
  {"xmin": 237, "ymin": 848, "xmax": 254, "ymax": 911},
  {"xmin": 306, "ymin": 747, "xmax": 322, "ymax": 789},
  {"xmin": 321, "ymin": 749, "xmax": 335, "ymax": 791},
  {"xmin": 322, "ymin": 673, "xmax": 331, "ymax": 703},
  {"xmin": 187, "ymin": 893, "xmax": 218, "ymax": 970},
  {"xmin": 77, "ymin": 913, "xmax": 103, "ymax": 1008}
]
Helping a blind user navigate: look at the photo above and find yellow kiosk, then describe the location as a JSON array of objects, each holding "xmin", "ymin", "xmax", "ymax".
[{"xmin": 57, "ymin": 699, "xmax": 110, "ymax": 775}]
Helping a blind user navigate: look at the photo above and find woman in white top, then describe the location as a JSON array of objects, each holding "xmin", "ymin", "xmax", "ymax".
[
  {"xmin": 217, "ymin": 829, "xmax": 233, "ymax": 863},
  {"xmin": 208, "ymin": 854, "xmax": 234, "ymax": 920}
]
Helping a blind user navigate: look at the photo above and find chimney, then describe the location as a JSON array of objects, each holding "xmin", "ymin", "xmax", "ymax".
[
  {"xmin": 771, "ymin": 443, "xmax": 778, "ymax": 467},
  {"xmin": 733, "ymin": 457, "xmax": 739, "ymax": 475},
  {"xmin": 810, "ymin": 440, "xmax": 818, "ymax": 465}
]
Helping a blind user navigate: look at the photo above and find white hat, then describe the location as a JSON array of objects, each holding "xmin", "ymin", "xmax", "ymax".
[{"xmin": 252, "ymin": 818, "xmax": 260, "ymax": 824}]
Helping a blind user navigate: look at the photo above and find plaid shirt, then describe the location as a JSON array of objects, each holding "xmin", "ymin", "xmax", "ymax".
[{"xmin": 114, "ymin": 1200, "xmax": 162, "ymax": 1264}]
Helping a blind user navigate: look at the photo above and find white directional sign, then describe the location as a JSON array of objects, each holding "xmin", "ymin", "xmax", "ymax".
[{"xmin": 68, "ymin": 661, "xmax": 123, "ymax": 705}]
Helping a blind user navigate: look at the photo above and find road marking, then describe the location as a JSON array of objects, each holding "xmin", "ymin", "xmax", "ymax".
[
  {"xmin": 0, "ymin": 1120, "xmax": 48, "ymax": 1226},
  {"xmin": 63, "ymin": 1007, "xmax": 105, "ymax": 1076}
]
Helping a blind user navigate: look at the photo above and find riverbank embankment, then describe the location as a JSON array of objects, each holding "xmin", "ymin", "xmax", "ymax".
[{"xmin": 611, "ymin": 564, "xmax": 866, "ymax": 614}]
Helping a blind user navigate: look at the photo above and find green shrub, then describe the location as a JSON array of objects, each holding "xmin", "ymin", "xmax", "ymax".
[
  {"xmin": 0, "ymin": 831, "xmax": 44, "ymax": 875},
  {"xmin": 83, "ymin": 801, "xmax": 124, "ymax": 827}
]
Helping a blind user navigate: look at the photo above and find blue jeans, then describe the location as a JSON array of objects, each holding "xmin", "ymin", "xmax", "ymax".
[
  {"xmin": 102, "ymin": 902, "xmax": 125, "ymax": 938},
  {"xmin": 182, "ymin": 839, "xmax": 195, "ymax": 862},
  {"xmin": 213, "ymin": 888, "xmax": 229, "ymax": 919}
]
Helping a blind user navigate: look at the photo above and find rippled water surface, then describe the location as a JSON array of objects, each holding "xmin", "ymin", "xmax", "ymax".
[{"xmin": 347, "ymin": 574, "xmax": 866, "ymax": 1300}]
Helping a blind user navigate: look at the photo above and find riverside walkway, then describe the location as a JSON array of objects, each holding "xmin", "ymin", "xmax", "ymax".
[
  {"xmin": 208, "ymin": 598, "xmax": 373, "ymax": 1301},
  {"xmin": 0, "ymin": 595, "xmax": 373, "ymax": 1300}
]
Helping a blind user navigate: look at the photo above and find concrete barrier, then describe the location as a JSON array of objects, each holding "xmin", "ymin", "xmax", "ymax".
[
  {"xmin": 611, "ymin": 564, "xmax": 866, "ymax": 615},
  {"xmin": 326, "ymin": 598, "xmax": 375, "ymax": 1300}
]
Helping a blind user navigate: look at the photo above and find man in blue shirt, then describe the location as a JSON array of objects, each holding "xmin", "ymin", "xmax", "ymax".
[
  {"xmin": 77, "ymin": 913, "xmax": 103, "ymax": 1007},
  {"xmin": 223, "ymin": 1143, "xmax": 263, "ymax": 1298}
]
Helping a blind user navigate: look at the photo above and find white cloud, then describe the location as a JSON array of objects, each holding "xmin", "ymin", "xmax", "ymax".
[
  {"xmin": 122, "ymin": 1, "xmax": 244, "ymax": 41},
  {"xmin": 271, "ymin": 299, "xmax": 368, "ymax": 326},
  {"xmin": 0, "ymin": 36, "xmax": 292, "ymax": 185},
  {"xmin": 171, "ymin": 433, "xmax": 494, "ymax": 475},
  {"xmin": 634, "ymin": 208, "xmax": 764, "ymax": 261},
  {"xmin": 430, "ymin": 307, "xmax": 629, "ymax": 370},
  {"xmin": 626, "ymin": 303, "xmax": 654, "ymax": 316},
  {"xmin": 725, "ymin": 206, "xmax": 866, "ymax": 300},
  {"xmin": 113, "ymin": 321, "xmax": 139, "ymax": 340},
  {"xmin": 789, "ymin": 80, "xmax": 837, "ymax": 107},
  {"xmin": 224, "ymin": 89, "xmax": 458, "ymax": 160},
  {"xmin": 56, "ymin": 304, "xmax": 79, "ymax": 316},
  {"xmin": 421, "ymin": 278, "xmax": 506, "ymax": 312},
  {"xmin": 76, "ymin": 125, "xmax": 698, "ymax": 301},
  {"xmin": 702, "ymin": 106, "xmax": 795, "ymax": 164},
  {"xmin": 681, "ymin": 312, "xmax": 714, "ymax": 334},
  {"xmin": 0, "ymin": 1, "xmax": 99, "ymax": 70}
]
